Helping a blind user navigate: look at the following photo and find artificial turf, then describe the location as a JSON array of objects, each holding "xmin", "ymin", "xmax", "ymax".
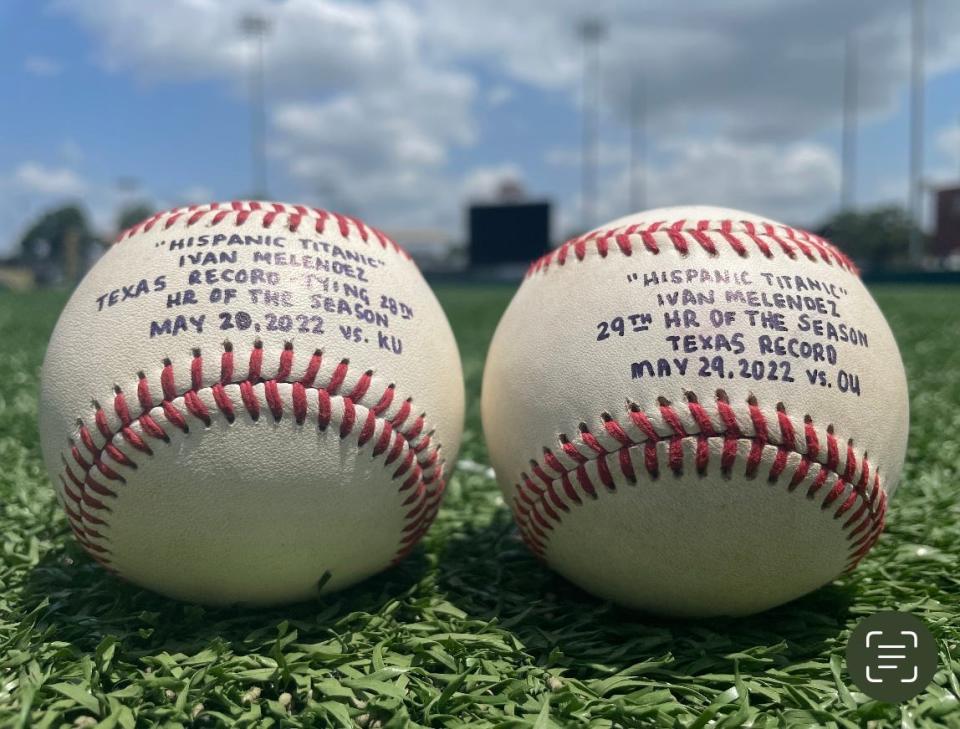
[{"xmin": 0, "ymin": 284, "xmax": 958, "ymax": 728}]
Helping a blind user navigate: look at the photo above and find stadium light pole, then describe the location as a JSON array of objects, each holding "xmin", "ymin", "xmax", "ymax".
[
  {"xmin": 841, "ymin": 33, "xmax": 858, "ymax": 212},
  {"xmin": 240, "ymin": 13, "xmax": 271, "ymax": 199},
  {"xmin": 578, "ymin": 18, "xmax": 606, "ymax": 232},
  {"xmin": 908, "ymin": 0, "xmax": 925, "ymax": 264},
  {"xmin": 629, "ymin": 77, "xmax": 646, "ymax": 212}
]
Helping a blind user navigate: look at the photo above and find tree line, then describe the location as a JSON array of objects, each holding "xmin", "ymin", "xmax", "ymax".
[
  {"xmin": 10, "ymin": 203, "xmax": 154, "ymax": 285},
  {"xmin": 2, "ymin": 201, "xmax": 932, "ymax": 286}
]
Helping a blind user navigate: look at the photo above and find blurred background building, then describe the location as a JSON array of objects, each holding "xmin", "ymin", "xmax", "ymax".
[{"xmin": 933, "ymin": 186, "xmax": 960, "ymax": 261}]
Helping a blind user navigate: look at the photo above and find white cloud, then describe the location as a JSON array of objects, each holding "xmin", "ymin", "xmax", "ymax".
[
  {"xmin": 13, "ymin": 163, "xmax": 86, "ymax": 196},
  {"xmin": 561, "ymin": 138, "xmax": 841, "ymax": 234},
  {"xmin": 486, "ymin": 84, "xmax": 514, "ymax": 107},
  {"xmin": 460, "ymin": 163, "xmax": 525, "ymax": 202},
  {"xmin": 46, "ymin": 0, "xmax": 960, "ymax": 241},
  {"xmin": 420, "ymin": 0, "xmax": 960, "ymax": 143},
  {"xmin": 58, "ymin": 0, "xmax": 480, "ymax": 232},
  {"xmin": 273, "ymin": 87, "xmax": 471, "ymax": 176},
  {"xmin": 23, "ymin": 55, "xmax": 62, "ymax": 77},
  {"xmin": 271, "ymin": 76, "xmax": 476, "ymax": 225},
  {"xmin": 936, "ymin": 125, "xmax": 960, "ymax": 163},
  {"xmin": 547, "ymin": 136, "xmax": 841, "ymax": 236},
  {"xmin": 650, "ymin": 139, "xmax": 840, "ymax": 224},
  {"xmin": 57, "ymin": 0, "xmax": 464, "ymax": 100}
]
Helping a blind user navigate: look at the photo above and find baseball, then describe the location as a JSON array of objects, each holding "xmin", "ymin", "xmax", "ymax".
[
  {"xmin": 482, "ymin": 205, "xmax": 909, "ymax": 617},
  {"xmin": 39, "ymin": 201, "xmax": 464, "ymax": 605}
]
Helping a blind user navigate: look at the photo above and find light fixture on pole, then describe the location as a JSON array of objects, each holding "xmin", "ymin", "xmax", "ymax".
[
  {"xmin": 629, "ymin": 77, "xmax": 646, "ymax": 213},
  {"xmin": 578, "ymin": 17, "xmax": 606, "ymax": 232},
  {"xmin": 240, "ymin": 13, "xmax": 271, "ymax": 199},
  {"xmin": 841, "ymin": 33, "xmax": 858, "ymax": 212}
]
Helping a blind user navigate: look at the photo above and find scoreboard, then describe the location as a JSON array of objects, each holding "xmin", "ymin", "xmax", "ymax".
[{"xmin": 468, "ymin": 202, "xmax": 551, "ymax": 266}]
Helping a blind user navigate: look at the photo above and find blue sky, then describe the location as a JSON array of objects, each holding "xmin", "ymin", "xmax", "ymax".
[{"xmin": 1, "ymin": 0, "xmax": 959, "ymax": 256}]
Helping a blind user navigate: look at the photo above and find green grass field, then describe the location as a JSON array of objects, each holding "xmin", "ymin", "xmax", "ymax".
[{"xmin": 1, "ymin": 285, "xmax": 958, "ymax": 728}]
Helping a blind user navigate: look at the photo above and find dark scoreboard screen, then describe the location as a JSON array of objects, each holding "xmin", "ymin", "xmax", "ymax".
[
  {"xmin": 934, "ymin": 187, "xmax": 960, "ymax": 256},
  {"xmin": 468, "ymin": 202, "xmax": 551, "ymax": 266}
]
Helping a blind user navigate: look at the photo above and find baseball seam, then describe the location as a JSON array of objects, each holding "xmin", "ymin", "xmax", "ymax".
[
  {"xmin": 510, "ymin": 390, "xmax": 886, "ymax": 571},
  {"xmin": 58, "ymin": 341, "xmax": 444, "ymax": 573},
  {"xmin": 116, "ymin": 200, "xmax": 411, "ymax": 260},
  {"xmin": 527, "ymin": 218, "xmax": 858, "ymax": 277}
]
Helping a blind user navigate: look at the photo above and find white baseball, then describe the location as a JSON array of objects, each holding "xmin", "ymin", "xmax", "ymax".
[
  {"xmin": 40, "ymin": 201, "xmax": 464, "ymax": 605},
  {"xmin": 482, "ymin": 205, "xmax": 908, "ymax": 617}
]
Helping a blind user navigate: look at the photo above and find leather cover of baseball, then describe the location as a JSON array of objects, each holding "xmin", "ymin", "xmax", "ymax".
[
  {"xmin": 482, "ymin": 205, "xmax": 908, "ymax": 617},
  {"xmin": 39, "ymin": 201, "xmax": 464, "ymax": 605}
]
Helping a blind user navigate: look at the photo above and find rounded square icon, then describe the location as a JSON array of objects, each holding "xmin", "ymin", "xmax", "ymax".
[{"xmin": 846, "ymin": 611, "xmax": 938, "ymax": 703}]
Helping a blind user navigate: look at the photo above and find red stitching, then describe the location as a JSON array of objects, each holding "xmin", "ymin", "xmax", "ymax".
[
  {"xmin": 510, "ymin": 391, "xmax": 886, "ymax": 573},
  {"xmin": 115, "ymin": 201, "xmax": 411, "ymax": 259},
  {"xmin": 526, "ymin": 217, "xmax": 858, "ymax": 276},
  {"xmin": 58, "ymin": 344, "xmax": 445, "ymax": 571}
]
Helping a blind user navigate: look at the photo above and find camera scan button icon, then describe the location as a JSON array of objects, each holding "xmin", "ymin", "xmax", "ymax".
[
  {"xmin": 847, "ymin": 612, "xmax": 938, "ymax": 702},
  {"xmin": 865, "ymin": 629, "xmax": 920, "ymax": 683}
]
